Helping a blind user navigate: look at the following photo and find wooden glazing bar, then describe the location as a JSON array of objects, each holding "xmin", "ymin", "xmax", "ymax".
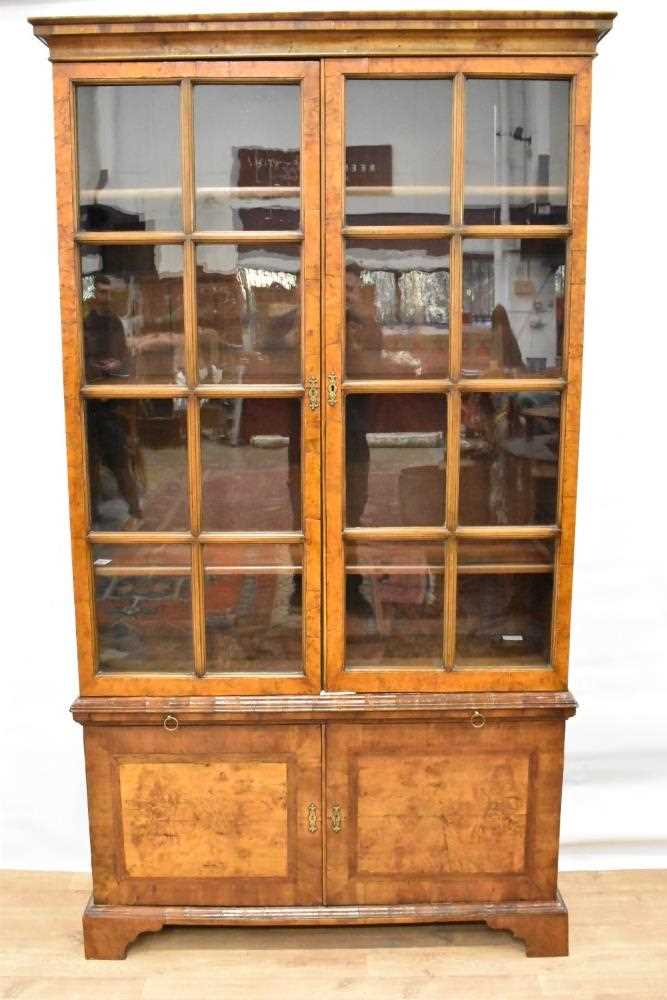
[
  {"xmin": 183, "ymin": 239, "xmax": 197, "ymax": 388},
  {"xmin": 200, "ymin": 531, "xmax": 304, "ymax": 544},
  {"xmin": 192, "ymin": 230, "xmax": 303, "ymax": 244},
  {"xmin": 205, "ymin": 565, "xmax": 303, "ymax": 576},
  {"xmin": 455, "ymin": 525, "xmax": 559, "ymax": 540},
  {"xmin": 193, "ymin": 384, "xmax": 304, "ymax": 398},
  {"xmin": 88, "ymin": 531, "xmax": 192, "ymax": 544},
  {"xmin": 75, "ymin": 231, "xmax": 185, "ymax": 244},
  {"xmin": 342, "ymin": 225, "xmax": 454, "ymax": 239},
  {"xmin": 81, "ymin": 384, "xmax": 188, "ymax": 398},
  {"xmin": 458, "ymin": 563, "xmax": 553, "ymax": 575},
  {"xmin": 94, "ymin": 565, "xmax": 192, "ymax": 576},
  {"xmin": 180, "ymin": 78, "xmax": 195, "ymax": 234},
  {"xmin": 343, "ymin": 379, "xmax": 452, "ymax": 393},
  {"xmin": 191, "ymin": 539, "xmax": 206, "ymax": 677},
  {"xmin": 443, "ymin": 538, "xmax": 457, "ymax": 671},
  {"xmin": 451, "ymin": 72, "xmax": 465, "ymax": 229},
  {"xmin": 341, "ymin": 224, "xmax": 571, "ymax": 240},
  {"xmin": 459, "ymin": 378, "xmax": 566, "ymax": 393},
  {"xmin": 444, "ymin": 81, "xmax": 461, "ymax": 679},
  {"xmin": 462, "ymin": 225, "xmax": 572, "ymax": 239},
  {"xmin": 345, "ymin": 565, "xmax": 445, "ymax": 576},
  {"xmin": 343, "ymin": 526, "xmax": 449, "ymax": 542}
]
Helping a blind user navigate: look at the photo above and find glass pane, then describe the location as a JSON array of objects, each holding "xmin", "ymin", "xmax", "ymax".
[
  {"xmin": 459, "ymin": 391, "xmax": 560, "ymax": 526},
  {"xmin": 204, "ymin": 544, "xmax": 302, "ymax": 674},
  {"xmin": 346, "ymin": 394, "xmax": 445, "ymax": 527},
  {"xmin": 345, "ymin": 240, "xmax": 450, "ymax": 379},
  {"xmin": 197, "ymin": 244, "xmax": 300, "ymax": 384},
  {"xmin": 86, "ymin": 399, "xmax": 188, "ymax": 532},
  {"xmin": 195, "ymin": 84, "xmax": 300, "ymax": 231},
  {"xmin": 201, "ymin": 397, "xmax": 301, "ymax": 531},
  {"xmin": 456, "ymin": 541, "xmax": 554, "ymax": 667},
  {"xmin": 77, "ymin": 85, "xmax": 181, "ymax": 232},
  {"xmin": 345, "ymin": 79, "xmax": 452, "ymax": 225},
  {"xmin": 462, "ymin": 239, "xmax": 566, "ymax": 378},
  {"xmin": 464, "ymin": 79, "xmax": 570, "ymax": 225},
  {"xmin": 93, "ymin": 545, "xmax": 192, "ymax": 674},
  {"xmin": 81, "ymin": 245, "xmax": 184, "ymax": 385},
  {"xmin": 345, "ymin": 542, "xmax": 444, "ymax": 669}
]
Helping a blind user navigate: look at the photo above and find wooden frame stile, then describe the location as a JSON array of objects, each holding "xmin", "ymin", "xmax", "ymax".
[
  {"xmin": 53, "ymin": 59, "xmax": 322, "ymax": 696},
  {"xmin": 323, "ymin": 55, "xmax": 591, "ymax": 694}
]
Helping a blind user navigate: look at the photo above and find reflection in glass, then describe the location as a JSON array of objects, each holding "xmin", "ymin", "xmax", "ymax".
[
  {"xmin": 86, "ymin": 399, "xmax": 188, "ymax": 532},
  {"xmin": 459, "ymin": 391, "xmax": 560, "ymax": 525},
  {"xmin": 346, "ymin": 394, "xmax": 445, "ymax": 527},
  {"xmin": 94, "ymin": 545, "xmax": 192, "ymax": 673},
  {"xmin": 201, "ymin": 397, "xmax": 301, "ymax": 531},
  {"xmin": 462, "ymin": 239, "xmax": 566, "ymax": 377},
  {"xmin": 77, "ymin": 85, "xmax": 181, "ymax": 232},
  {"xmin": 81, "ymin": 245, "xmax": 184, "ymax": 384},
  {"xmin": 345, "ymin": 542, "xmax": 444, "ymax": 668},
  {"xmin": 204, "ymin": 544, "xmax": 302, "ymax": 673},
  {"xmin": 345, "ymin": 240, "xmax": 450, "ymax": 379},
  {"xmin": 464, "ymin": 79, "xmax": 570, "ymax": 225},
  {"xmin": 197, "ymin": 244, "xmax": 300, "ymax": 384},
  {"xmin": 195, "ymin": 84, "xmax": 300, "ymax": 231},
  {"xmin": 345, "ymin": 79, "xmax": 452, "ymax": 225},
  {"xmin": 456, "ymin": 540, "xmax": 553, "ymax": 666}
]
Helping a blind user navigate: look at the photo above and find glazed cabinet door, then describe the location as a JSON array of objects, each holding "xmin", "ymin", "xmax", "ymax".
[
  {"xmin": 323, "ymin": 57, "xmax": 592, "ymax": 693},
  {"xmin": 54, "ymin": 60, "xmax": 321, "ymax": 695},
  {"xmin": 325, "ymin": 721, "xmax": 564, "ymax": 905},
  {"xmin": 85, "ymin": 723, "xmax": 322, "ymax": 906}
]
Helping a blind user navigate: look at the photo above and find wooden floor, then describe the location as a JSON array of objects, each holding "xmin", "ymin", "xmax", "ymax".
[{"xmin": 1, "ymin": 870, "xmax": 665, "ymax": 999}]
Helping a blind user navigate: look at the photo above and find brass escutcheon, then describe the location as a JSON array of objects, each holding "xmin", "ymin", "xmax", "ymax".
[
  {"xmin": 307, "ymin": 802, "xmax": 319, "ymax": 833},
  {"xmin": 327, "ymin": 372, "xmax": 338, "ymax": 406},
  {"xmin": 329, "ymin": 804, "xmax": 343, "ymax": 832},
  {"xmin": 306, "ymin": 375, "xmax": 319, "ymax": 411}
]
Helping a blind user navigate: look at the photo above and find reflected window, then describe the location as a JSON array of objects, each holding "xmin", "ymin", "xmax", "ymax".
[
  {"xmin": 81, "ymin": 245, "xmax": 184, "ymax": 385},
  {"xmin": 201, "ymin": 397, "xmax": 301, "ymax": 532},
  {"xmin": 86, "ymin": 399, "xmax": 188, "ymax": 532},
  {"xmin": 345, "ymin": 542, "xmax": 444, "ymax": 668},
  {"xmin": 204, "ymin": 544, "xmax": 303, "ymax": 674},
  {"xmin": 195, "ymin": 84, "xmax": 300, "ymax": 231},
  {"xmin": 77, "ymin": 85, "xmax": 181, "ymax": 232},
  {"xmin": 346, "ymin": 394, "xmax": 446, "ymax": 528},
  {"xmin": 345, "ymin": 240, "xmax": 450, "ymax": 379},
  {"xmin": 197, "ymin": 244, "xmax": 300, "ymax": 384},
  {"xmin": 462, "ymin": 239, "xmax": 566, "ymax": 378},
  {"xmin": 459, "ymin": 391, "xmax": 560, "ymax": 525},
  {"xmin": 464, "ymin": 79, "xmax": 570, "ymax": 225},
  {"xmin": 346, "ymin": 79, "xmax": 452, "ymax": 225}
]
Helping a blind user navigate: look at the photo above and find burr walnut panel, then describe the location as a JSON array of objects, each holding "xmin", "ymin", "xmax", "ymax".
[
  {"xmin": 119, "ymin": 760, "xmax": 289, "ymax": 878},
  {"xmin": 325, "ymin": 719, "xmax": 565, "ymax": 905}
]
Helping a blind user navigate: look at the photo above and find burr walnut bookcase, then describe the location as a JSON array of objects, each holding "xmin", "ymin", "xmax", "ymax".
[{"xmin": 31, "ymin": 9, "xmax": 614, "ymax": 960}]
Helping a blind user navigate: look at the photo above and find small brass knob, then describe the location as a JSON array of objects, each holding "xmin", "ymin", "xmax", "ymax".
[
  {"xmin": 471, "ymin": 711, "xmax": 486, "ymax": 729},
  {"xmin": 163, "ymin": 714, "xmax": 179, "ymax": 732}
]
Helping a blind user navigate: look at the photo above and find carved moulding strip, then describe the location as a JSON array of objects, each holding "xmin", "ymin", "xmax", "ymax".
[{"xmin": 71, "ymin": 691, "xmax": 578, "ymax": 725}]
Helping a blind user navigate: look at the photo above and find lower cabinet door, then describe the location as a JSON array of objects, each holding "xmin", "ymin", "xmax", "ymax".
[
  {"xmin": 325, "ymin": 720, "xmax": 565, "ymax": 905},
  {"xmin": 85, "ymin": 723, "xmax": 322, "ymax": 906}
]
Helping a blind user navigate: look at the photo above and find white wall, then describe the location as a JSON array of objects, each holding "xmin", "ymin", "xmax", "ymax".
[{"xmin": 1, "ymin": 0, "xmax": 666, "ymax": 873}]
